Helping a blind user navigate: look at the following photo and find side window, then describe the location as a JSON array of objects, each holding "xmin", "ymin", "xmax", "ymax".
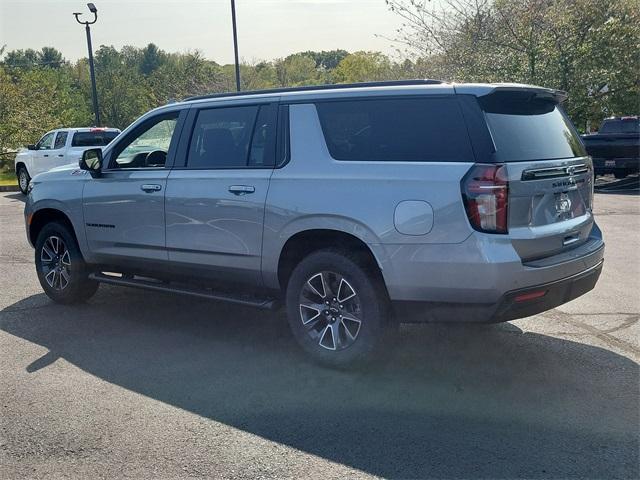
[
  {"xmin": 54, "ymin": 131, "xmax": 68, "ymax": 149},
  {"xmin": 186, "ymin": 104, "xmax": 275, "ymax": 169},
  {"xmin": 36, "ymin": 132, "xmax": 55, "ymax": 150},
  {"xmin": 111, "ymin": 114, "xmax": 178, "ymax": 169},
  {"xmin": 315, "ymin": 97, "xmax": 474, "ymax": 162}
]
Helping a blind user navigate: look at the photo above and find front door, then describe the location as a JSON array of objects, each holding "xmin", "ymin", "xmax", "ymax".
[
  {"xmin": 82, "ymin": 110, "xmax": 185, "ymax": 265},
  {"xmin": 165, "ymin": 102, "xmax": 277, "ymax": 286},
  {"xmin": 31, "ymin": 131, "xmax": 55, "ymax": 176}
]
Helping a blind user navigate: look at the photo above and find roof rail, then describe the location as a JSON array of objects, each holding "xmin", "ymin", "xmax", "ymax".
[{"xmin": 184, "ymin": 79, "xmax": 444, "ymax": 102}]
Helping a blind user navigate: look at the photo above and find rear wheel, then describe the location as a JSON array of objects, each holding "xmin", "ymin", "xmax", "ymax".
[
  {"xmin": 17, "ymin": 167, "xmax": 30, "ymax": 194},
  {"xmin": 35, "ymin": 222, "xmax": 99, "ymax": 304},
  {"xmin": 614, "ymin": 170, "xmax": 628, "ymax": 180},
  {"xmin": 285, "ymin": 249, "xmax": 390, "ymax": 368}
]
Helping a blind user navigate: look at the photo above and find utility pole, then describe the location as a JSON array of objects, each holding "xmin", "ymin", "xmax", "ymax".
[
  {"xmin": 230, "ymin": 0, "xmax": 241, "ymax": 91},
  {"xmin": 74, "ymin": 3, "xmax": 101, "ymax": 126}
]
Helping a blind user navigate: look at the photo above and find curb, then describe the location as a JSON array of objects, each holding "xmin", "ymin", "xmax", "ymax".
[{"xmin": 0, "ymin": 185, "xmax": 20, "ymax": 192}]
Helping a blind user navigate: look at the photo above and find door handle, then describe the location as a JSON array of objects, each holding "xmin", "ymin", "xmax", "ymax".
[
  {"xmin": 141, "ymin": 184, "xmax": 162, "ymax": 192},
  {"xmin": 57, "ymin": 154, "xmax": 64, "ymax": 157},
  {"xmin": 228, "ymin": 185, "xmax": 255, "ymax": 195},
  {"xmin": 43, "ymin": 154, "xmax": 49, "ymax": 157}
]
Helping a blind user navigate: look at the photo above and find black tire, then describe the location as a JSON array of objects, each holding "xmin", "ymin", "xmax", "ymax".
[
  {"xmin": 34, "ymin": 221, "xmax": 99, "ymax": 304},
  {"xmin": 614, "ymin": 170, "xmax": 628, "ymax": 180},
  {"xmin": 285, "ymin": 248, "xmax": 390, "ymax": 368},
  {"xmin": 17, "ymin": 166, "xmax": 30, "ymax": 195}
]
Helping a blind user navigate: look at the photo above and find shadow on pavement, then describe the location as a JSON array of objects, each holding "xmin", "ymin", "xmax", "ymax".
[
  {"xmin": 1, "ymin": 287, "xmax": 638, "ymax": 479},
  {"xmin": 4, "ymin": 192, "xmax": 26, "ymax": 203}
]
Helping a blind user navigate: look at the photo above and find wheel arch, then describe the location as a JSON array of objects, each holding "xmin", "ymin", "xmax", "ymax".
[
  {"xmin": 29, "ymin": 208, "xmax": 79, "ymax": 249},
  {"xmin": 275, "ymin": 228, "xmax": 389, "ymax": 293},
  {"xmin": 15, "ymin": 161, "xmax": 28, "ymax": 176}
]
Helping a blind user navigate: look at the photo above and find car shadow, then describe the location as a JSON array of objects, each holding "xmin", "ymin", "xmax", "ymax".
[
  {"xmin": 594, "ymin": 174, "xmax": 640, "ymax": 195},
  {"xmin": 4, "ymin": 192, "xmax": 26, "ymax": 203},
  {"xmin": 1, "ymin": 287, "xmax": 638, "ymax": 479}
]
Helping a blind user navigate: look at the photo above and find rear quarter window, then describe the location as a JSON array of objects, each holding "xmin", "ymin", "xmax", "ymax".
[{"xmin": 315, "ymin": 97, "xmax": 474, "ymax": 162}]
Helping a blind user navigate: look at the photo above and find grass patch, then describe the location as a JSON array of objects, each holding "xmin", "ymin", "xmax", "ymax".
[{"xmin": 0, "ymin": 171, "xmax": 17, "ymax": 186}]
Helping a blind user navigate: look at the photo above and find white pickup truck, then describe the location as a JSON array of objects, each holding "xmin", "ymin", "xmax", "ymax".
[{"xmin": 14, "ymin": 127, "xmax": 120, "ymax": 193}]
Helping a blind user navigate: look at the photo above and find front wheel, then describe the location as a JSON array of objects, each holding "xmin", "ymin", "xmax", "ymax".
[
  {"xmin": 614, "ymin": 170, "xmax": 628, "ymax": 180},
  {"xmin": 286, "ymin": 249, "xmax": 390, "ymax": 368},
  {"xmin": 35, "ymin": 222, "xmax": 99, "ymax": 304},
  {"xmin": 17, "ymin": 167, "xmax": 30, "ymax": 195}
]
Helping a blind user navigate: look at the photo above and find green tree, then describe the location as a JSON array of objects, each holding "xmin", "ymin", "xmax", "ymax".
[
  {"xmin": 300, "ymin": 49, "xmax": 349, "ymax": 70},
  {"xmin": 38, "ymin": 47, "xmax": 65, "ymax": 68},
  {"xmin": 2, "ymin": 47, "xmax": 65, "ymax": 69},
  {"xmin": 386, "ymin": 0, "xmax": 640, "ymax": 129},
  {"xmin": 140, "ymin": 43, "xmax": 167, "ymax": 76},
  {"xmin": 274, "ymin": 54, "xmax": 320, "ymax": 87},
  {"xmin": 333, "ymin": 51, "xmax": 392, "ymax": 83},
  {"xmin": 93, "ymin": 46, "xmax": 151, "ymax": 128}
]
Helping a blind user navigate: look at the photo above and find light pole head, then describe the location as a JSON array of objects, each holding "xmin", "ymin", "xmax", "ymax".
[{"xmin": 73, "ymin": 3, "xmax": 98, "ymax": 25}]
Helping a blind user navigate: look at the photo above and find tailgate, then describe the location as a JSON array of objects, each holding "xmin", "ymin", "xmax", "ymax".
[
  {"xmin": 583, "ymin": 135, "xmax": 640, "ymax": 159},
  {"xmin": 477, "ymin": 88, "xmax": 595, "ymax": 262},
  {"xmin": 506, "ymin": 158, "xmax": 594, "ymax": 261}
]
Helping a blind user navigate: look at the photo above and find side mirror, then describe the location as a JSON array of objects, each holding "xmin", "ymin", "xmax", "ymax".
[
  {"xmin": 80, "ymin": 148, "xmax": 103, "ymax": 176},
  {"xmin": 26, "ymin": 144, "xmax": 36, "ymax": 150}
]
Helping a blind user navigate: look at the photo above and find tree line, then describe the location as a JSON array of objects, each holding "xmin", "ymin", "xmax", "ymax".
[{"xmin": 0, "ymin": 0, "xmax": 637, "ymax": 159}]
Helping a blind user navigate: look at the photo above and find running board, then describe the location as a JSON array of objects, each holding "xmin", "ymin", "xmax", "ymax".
[{"xmin": 89, "ymin": 272, "xmax": 280, "ymax": 310}]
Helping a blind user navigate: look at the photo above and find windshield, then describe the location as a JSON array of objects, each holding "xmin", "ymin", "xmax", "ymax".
[
  {"xmin": 71, "ymin": 131, "xmax": 119, "ymax": 147},
  {"xmin": 479, "ymin": 91, "xmax": 586, "ymax": 161}
]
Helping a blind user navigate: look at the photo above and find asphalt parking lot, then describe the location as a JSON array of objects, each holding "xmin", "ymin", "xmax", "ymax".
[{"xmin": 0, "ymin": 190, "xmax": 638, "ymax": 479}]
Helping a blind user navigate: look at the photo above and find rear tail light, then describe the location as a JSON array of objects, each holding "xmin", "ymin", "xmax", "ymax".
[{"xmin": 461, "ymin": 164, "xmax": 509, "ymax": 234}]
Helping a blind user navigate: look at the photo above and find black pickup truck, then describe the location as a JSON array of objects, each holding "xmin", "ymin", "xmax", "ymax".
[{"xmin": 581, "ymin": 116, "xmax": 639, "ymax": 179}]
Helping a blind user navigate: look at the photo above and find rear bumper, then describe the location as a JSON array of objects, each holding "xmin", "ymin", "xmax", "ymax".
[
  {"xmin": 383, "ymin": 222, "xmax": 605, "ymax": 323},
  {"xmin": 492, "ymin": 258, "xmax": 603, "ymax": 322},
  {"xmin": 393, "ymin": 258, "xmax": 603, "ymax": 323}
]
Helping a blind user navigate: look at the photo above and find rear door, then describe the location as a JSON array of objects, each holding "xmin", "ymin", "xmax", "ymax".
[
  {"xmin": 165, "ymin": 101, "xmax": 278, "ymax": 286},
  {"xmin": 50, "ymin": 130, "xmax": 69, "ymax": 169},
  {"xmin": 475, "ymin": 90, "xmax": 594, "ymax": 261}
]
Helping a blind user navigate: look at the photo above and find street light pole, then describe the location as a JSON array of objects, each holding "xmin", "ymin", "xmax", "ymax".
[
  {"xmin": 230, "ymin": 0, "xmax": 241, "ymax": 91},
  {"xmin": 74, "ymin": 3, "xmax": 101, "ymax": 126}
]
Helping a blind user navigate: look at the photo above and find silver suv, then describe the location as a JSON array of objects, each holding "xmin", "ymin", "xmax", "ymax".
[{"xmin": 25, "ymin": 80, "xmax": 604, "ymax": 367}]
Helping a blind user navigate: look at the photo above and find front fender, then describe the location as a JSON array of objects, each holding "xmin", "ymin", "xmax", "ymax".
[{"xmin": 25, "ymin": 171, "xmax": 88, "ymax": 253}]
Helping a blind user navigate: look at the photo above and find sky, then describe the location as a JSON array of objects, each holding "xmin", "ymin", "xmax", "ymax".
[{"xmin": 0, "ymin": 0, "xmax": 405, "ymax": 64}]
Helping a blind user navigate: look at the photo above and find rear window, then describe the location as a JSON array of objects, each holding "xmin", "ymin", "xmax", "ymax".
[
  {"xmin": 72, "ymin": 131, "xmax": 119, "ymax": 147},
  {"xmin": 315, "ymin": 97, "xmax": 473, "ymax": 162},
  {"xmin": 479, "ymin": 91, "xmax": 585, "ymax": 161},
  {"xmin": 599, "ymin": 118, "xmax": 640, "ymax": 134}
]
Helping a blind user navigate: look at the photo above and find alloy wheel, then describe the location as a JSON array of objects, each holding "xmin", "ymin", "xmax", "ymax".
[
  {"xmin": 40, "ymin": 235, "xmax": 71, "ymax": 290},
  {"xmin": 298, "ymin": 271, "xmax": 363, "ymax": 351}
]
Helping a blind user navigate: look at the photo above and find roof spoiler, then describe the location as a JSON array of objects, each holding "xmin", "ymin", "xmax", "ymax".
[
  {"xmin": 454, "ymin": 83, "xmax": 568, "ymax": 104},
  {"xmin": 488, "ymin": 85, "xmax": 568, "ymax": 104}
]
